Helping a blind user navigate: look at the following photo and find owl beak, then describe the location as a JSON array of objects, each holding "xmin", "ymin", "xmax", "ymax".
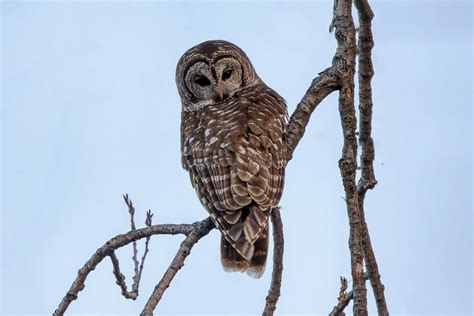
[
  {"xmin": 215, "ymin": 88, "xmax": 225, "ymax": 101},
  {"xmin": 216, "ymin": 89, "xmax": 224, "ymax": 101}
]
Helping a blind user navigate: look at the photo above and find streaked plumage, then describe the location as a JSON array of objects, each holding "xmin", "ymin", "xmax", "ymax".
[{"xmin": 176, "ymin": 40, "xmax": 287, "ymax": 278}]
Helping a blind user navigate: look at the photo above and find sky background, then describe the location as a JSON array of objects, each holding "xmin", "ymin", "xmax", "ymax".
[{"xmin": 1, "ymin": 0, "xmax": 472, "ymax": 315}]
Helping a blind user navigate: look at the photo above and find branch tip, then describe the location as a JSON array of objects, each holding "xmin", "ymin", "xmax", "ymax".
[{"xmin": 146, "ymin": 210, "xmax": 154, "ymax": 227}]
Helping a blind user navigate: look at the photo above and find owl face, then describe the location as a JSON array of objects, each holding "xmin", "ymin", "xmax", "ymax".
[
  {"xmin": 184, "ymin": 57, "xmax": 243, "ymax": 104},
  {"xmin": 176, "ymin": 40, "xmax": 261, "ymax": 111}
]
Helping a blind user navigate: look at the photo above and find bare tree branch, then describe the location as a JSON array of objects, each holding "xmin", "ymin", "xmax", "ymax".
[
  {"xmin": 329, "ymin": 273, "xmax": 370, "ymax": 316},
  {"xmin": 110, "ymin": 251, "xmax": 138, "ymax": 300},
  {"xmin": 353, "ymin": 0, "xmax": 389, "ymax": 314},
  {"xmin": 139, "ymin": 218, "xmax": 214, "ymax": 316},
  {"xmin": 330, "ymin": 291, "xmax": 353, "ymax": 316},
  {"xmin": 136, "ymin": 210, "xmax": 154, "ymax": 290},
  {"xmin": 262, "ymin": 208, "xmax": 284, "ymax": 316},
  {"xmin": 53, "ymin": 217, "xmax": 214, "ymax": 316},
  {"xmin": 338, "ymin": 276, "xmax": 349, "ymax": 303},
  {"xmin": 330, "ymin": 0, "xmax": 369, "ymax": 315},
  {"xmin": 329, "ymin": 276, "xmax": 351, "ymax": 316},
  {"xmin": 286, "ymin": 2, "xmax": 387, "ymax": 314},
  {"xmin": 354, "ymin": 0, "xmax": 377, "ymax": 196},
  {"xmin": 358, "ymin": 202, "xmax": 388, "ymax": 315},
  {"xmin": 123, "ymin": 195, "xmax": 141, "ymax": 291},
  {"xmin": 109, "ymin": 204, "xmax": 154, "ymax": 301},
  {"xmin": 286, "ymin": 66, "xmax": 340, "ymax": 160}
]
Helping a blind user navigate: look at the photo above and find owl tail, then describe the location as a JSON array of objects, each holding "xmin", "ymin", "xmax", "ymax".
[{"xmin": 220, "ymin": 224, "xmax": 269, "ymax": 279}]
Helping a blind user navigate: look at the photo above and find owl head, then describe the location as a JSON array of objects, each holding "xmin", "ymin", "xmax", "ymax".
[{"xmin": 176, "ymin": 40, "xmax": 261, "ymax": 111}]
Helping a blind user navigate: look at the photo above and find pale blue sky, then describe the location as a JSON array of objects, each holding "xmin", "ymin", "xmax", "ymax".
[{"xmin": 1, "ymin": 1, "xmax": 472, "ymax": 315}]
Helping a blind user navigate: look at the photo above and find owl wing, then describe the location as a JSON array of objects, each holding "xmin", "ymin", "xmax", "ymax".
[{"xmin": 181, "ymin": 84, "xmax": 287, "ymax": 260}]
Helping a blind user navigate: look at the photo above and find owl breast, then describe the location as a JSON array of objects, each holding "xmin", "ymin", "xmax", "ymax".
[{"xmin": 181, "ymin": 84, "xmax": 287, "ymax": 261}]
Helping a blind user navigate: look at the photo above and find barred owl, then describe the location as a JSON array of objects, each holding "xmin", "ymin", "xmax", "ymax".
[{"xmin": 176, "ymin": 40, "xmax": 287, "ymax": 278}]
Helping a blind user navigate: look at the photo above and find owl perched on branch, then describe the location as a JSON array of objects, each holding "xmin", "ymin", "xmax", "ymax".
[{"xmin": 176, "ymin": 40, "xmax": 287, "ymax": 278}]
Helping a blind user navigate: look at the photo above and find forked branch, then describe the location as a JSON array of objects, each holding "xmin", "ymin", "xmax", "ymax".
[
  {"xmin": 109, "ymin": 195, "xmax": 154, "ymax": 300},
  {"xmin": 329, "ymin": 273, "xmax": 370, "ymax": 316},
  {"xmin": 53, "ymin": 216, "xmax": 214, "ymax": 316},
  {"xmin": 139, "ymin": 215, "xmax": 215, "ymax": 315},
  {"xmin": 329, "ymin": 277, "xmax": 351, "ymax": 316}
]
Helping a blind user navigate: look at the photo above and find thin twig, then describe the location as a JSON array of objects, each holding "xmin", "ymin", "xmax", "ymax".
[
  {"xmin": 338, "ymin": 276, "xmax": 349, "ymax": 303},
  {"xmin": 135, "ymin": 210, "xmax": 154, "ymax": 292},
  {"xmin": 139, "ymin": 219, "xmax": 214, "ymax": 316},
  {"xmin": 53, "ymin": 218, "xmax": 214, "ymax": 316},
  {"xmin": 123, "ymin": 194, "xmax": 141, "ymax": 290},
  {"xmin": 329, "ymin": 273, "xmax": 369, "ymax": 316},
  {"xmin": 110, "ymin": 251, "xmax": 138, "ymax": 300},
  {"xmin": 262, "ymin": 208, "xmax": 284, "ymax": 316},
  {"xmin": 329, "ymin": 276, "xmax": 351, "ymax": 316},
  {"xmin": 109, "ymin": 207, "xmax": 155, "ymax": 300},
  {"xmin": 330, "ymin": 291, "xmax": 353, "ymax": 316}
]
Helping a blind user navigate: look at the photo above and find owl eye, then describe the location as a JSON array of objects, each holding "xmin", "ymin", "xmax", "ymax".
[
  {"xmin": 222, "ymin": 69, "xmax": 233, "ymax": 81},
  {"xmin": 195, "ymin": 76, "xmax": 211, "ymax": 87}
]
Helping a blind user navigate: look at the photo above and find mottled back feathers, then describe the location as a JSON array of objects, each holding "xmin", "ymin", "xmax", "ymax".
[{"xmin": 176, "ymin": 40, "xmax": 287, "ymax": 278}]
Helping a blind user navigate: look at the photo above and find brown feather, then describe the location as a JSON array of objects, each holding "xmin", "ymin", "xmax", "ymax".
[{"xmin": 178, "ymin": 40, "xmax": 287, "ymax": 278}]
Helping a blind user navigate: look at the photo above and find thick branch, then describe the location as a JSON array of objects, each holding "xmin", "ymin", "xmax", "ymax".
[
  {"xmin": 333, "ymin": 0, "xmax": 368, "ymax": 315},
  {"xmin": 353, "ymin": 0, "xmax": 389, "ymax": 314},
  {"xmin": 262, "ymin": 208, "xmax": 284, "ymax": 316},
  {"xmin": 358, "ymin": 201, "xmax": 388, "ymax": 315},
  {"xmin": 53, "ymin": 218, "xmax": 214, "ymax": 316},
  {"xmin": 286, "ymin": 67, "xmax": 340, "ymax": 160},
  {"xmin": 354, "ymin": 0, "xmax": 377, "ymax": 195},
  {"xmin": 139, "ymin": 219, "xmax": 214, "ymax": 316}
]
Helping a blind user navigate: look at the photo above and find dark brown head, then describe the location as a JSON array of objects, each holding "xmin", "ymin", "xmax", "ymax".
[{"xmin": 176, "ymin": 40, "xmax": 261, "ymax": 111}]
